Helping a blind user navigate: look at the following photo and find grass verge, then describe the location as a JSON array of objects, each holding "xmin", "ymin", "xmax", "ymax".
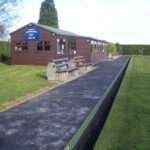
[
  {"xmin": 0, "ymin": 63, "xmax": 54, "ymax": 111},
  {"xmin": 94, "ymin": 56, "xmax": 150, "ymax": 150}
]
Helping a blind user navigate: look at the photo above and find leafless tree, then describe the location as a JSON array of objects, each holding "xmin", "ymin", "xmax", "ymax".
[{"xmin": 0, "ymin": 0, "xmax": 19, "ymax": 39}]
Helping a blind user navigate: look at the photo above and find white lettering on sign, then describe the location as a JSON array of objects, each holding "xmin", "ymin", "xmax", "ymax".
[{"xmin": 24, "ymin": 27, "xmax": 39, "ymax": 41}]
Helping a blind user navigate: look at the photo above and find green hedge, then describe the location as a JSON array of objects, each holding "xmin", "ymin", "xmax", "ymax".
[
  {"xmin": 116, "ymin": 44, "xmax": 150, "ymax": 55},
  {"xmin": 0, "ymin": 41, "xmax": 11, "ymax": 61}
]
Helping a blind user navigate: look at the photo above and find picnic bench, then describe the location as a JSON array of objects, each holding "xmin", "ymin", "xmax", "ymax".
[
  {"xmin": 73, "ymin": 56, "xmax": 92, "ymax": 70},
  {"xmin": 47, "ymin": 58, "xmax": 78, "ymax": 81}
]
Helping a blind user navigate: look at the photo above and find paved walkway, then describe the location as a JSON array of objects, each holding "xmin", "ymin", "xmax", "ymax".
[{"xmin": 0, "ymin": 56, "xmax": 129, "ymax": 150}]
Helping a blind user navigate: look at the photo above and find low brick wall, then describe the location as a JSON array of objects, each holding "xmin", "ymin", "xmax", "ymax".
[{"xmin": 91, "ymin": 51, "xmax": 107, "ymax": 65}]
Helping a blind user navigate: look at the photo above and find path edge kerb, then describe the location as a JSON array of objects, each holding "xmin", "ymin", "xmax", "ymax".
[{"xmin": 64, "ymin": 56, "xmax": 130, "ymax": 150}]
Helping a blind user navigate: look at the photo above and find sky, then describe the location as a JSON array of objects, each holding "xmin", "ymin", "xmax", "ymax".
[{"xmin": 14, "ymin": 0, "xmax": 150, "ymax": 44}]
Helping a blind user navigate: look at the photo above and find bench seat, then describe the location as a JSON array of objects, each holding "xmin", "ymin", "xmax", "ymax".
[
  {"xmin": 56, "ymin": 67, "xmax": 78, "ymax": 73},
  {"xmin": 76, "ymin": 63, "xmax": 92, "ymax": 67},
  {"xmin": 84, "ymin": 62, "xmax": 92, "ymax": 66},
  {"xmin": 47, "ymin": 58, "xmax": 79, "ymax": 81},
  {"xmin": 53, "ymin": 58, "xmax": 68, "ymax": 62},
  {"xmin": 74, "ymin": 60, "xmax": 84, "ymax": 63},
  {"xmin": 55, "ymin": 62, "xmax": 69, "ymax": 68}
]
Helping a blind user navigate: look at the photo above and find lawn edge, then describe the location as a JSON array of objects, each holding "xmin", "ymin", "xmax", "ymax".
[{"xmin": 0, "ymin": 82, "xmax": 62, "ymax": 112}]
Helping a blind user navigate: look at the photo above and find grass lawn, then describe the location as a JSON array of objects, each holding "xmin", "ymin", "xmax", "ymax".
[
  {"xmin": 94, "ymin": 56, "xmax": 150, "ymax": 150},
  {"xmin": 0, "ymin": 62, "xmax": 53, "ymax": 111}
]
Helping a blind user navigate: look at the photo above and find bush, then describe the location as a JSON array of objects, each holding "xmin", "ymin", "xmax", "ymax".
[
  {"xmin": 107, "ymin": 42, "xmax": 117, "ymax": 54},
  {"xmin": 115, "ymin": 43, "xmax": 123, "ymax": 54},
  {"xmin": 0, "ymin": 41, "xmax": 11, "ymax": 61}
]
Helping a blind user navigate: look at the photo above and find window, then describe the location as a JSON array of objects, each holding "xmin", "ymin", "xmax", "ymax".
[
  {"xmin": 94, "ymin": 44, "xmax": 97, "ymax": 50},
  {"xmin": 37, "ymin": 41, "xmax": 51, "ymax": 51},
  {"xmin": 44, "ymin": 41, "xmax": 51, "ymax": 51},
  {"xmin": 57, "ymin": 38, "xmax": 65, "ymax": 54},
  {"xmin": 15, "ymin": 41, "xmax": 28, "ymax": 51},
  {"xmin": 22, "ymin": 41, "xmax": 28, "ymax": 51},
  {"xmin": 91, "ymin": 41, "xmax": 98, "ymax": 52},
  {"xmin": 68, "ymin": 39, "xmax": 76, "ymax": 54},
  {"xmin": 91, "ymin": 40, "xmax": 94, "ymax": 45},
  {"xmin": 37, "ymin": 41, "xmax": 43, "ymax": 51}
]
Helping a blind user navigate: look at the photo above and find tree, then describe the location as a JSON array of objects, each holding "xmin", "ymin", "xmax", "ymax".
[
  {"xmin": 107, "ymin": 42, "xmax": 117, "ymax": 54},
  {"xmin": 115, "ymin": 43, "xmax": 123, "ymax": 54},
  {"xmin": 0, "ymin": 0, "xmax": 19, "ymax": 39},
  {"xmin": 38, "ymin": 0, "xmax": 59, "ymax": 28}
]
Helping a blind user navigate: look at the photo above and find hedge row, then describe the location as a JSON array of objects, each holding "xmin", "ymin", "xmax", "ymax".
[
  {"xmin": 0, "ymin": 41, "xmax": 11, "ymax": 61},
  {"xmin": 116, "ymin": 44, "xmax": 150, "ymax": 55}
]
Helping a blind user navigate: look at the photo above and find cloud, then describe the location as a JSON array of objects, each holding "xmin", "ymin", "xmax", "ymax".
[
  {"xmin": 55, "ymin": 0, "xmax": 150, "ymax": 43},
  {"xmin": 13, "ymin": 0, "xmax": 150, "ymax": 44},
  {"xmin": 14, "ymin": 0, "xmax": 43, "ymax": 28}
]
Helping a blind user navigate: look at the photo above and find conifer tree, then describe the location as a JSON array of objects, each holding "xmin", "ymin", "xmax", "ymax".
[{"xmin": 38, "ymin": 0, "xmax": 59, "ymax": 28}]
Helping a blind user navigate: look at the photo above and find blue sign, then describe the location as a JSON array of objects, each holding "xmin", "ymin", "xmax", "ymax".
[{"xmin": 24, "ymin": 27, "xmax": 40, "ymax": 41}]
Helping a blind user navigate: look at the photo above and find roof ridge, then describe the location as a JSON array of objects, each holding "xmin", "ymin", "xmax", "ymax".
[{"xmin": 35, "ymin": 23, "xmax": 78, "ymax": 37}]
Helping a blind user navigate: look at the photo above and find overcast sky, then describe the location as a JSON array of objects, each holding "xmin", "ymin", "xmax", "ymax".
[{"xmin": 15, "ymin": 0, "xmax": 150, "ymax": 44}]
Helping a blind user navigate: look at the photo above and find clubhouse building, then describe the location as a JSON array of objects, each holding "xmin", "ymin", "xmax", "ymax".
[{"xmin": 10, "ymin": 22, "xmax": 107, "ymax": 65}]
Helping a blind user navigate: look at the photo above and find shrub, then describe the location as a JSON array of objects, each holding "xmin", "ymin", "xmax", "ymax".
[
  {"xmin": 107, "ymin": 42, "xmax": 117, "ymax": 54},
  {"xmin": 115, "ymin": 43, "xmax": 123, "ymax": 54},
  {"xmin": 0, "ymin": 41, "xmax": 11, "ymax": 61}
]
